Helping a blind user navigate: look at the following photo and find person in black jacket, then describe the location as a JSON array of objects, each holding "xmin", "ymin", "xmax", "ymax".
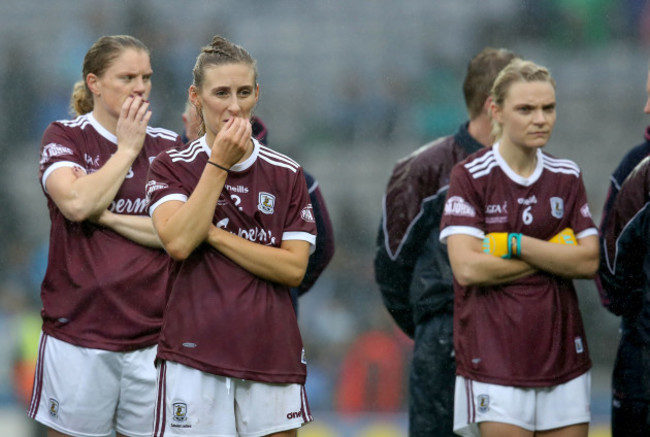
[
  {"xmin": 596, "ymin": 68, "xmax": 650, "ymax": 437},
  {"xmin": 374, "ymin": 47, "xmax": 518, "ymax": 437}
]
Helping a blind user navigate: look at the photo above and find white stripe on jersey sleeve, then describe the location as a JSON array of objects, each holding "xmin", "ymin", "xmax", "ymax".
[
  {"xmin": 146, "ymin": 126, "xmax": 179, "ymax": 141},
  {"xmin": 470, "ymin": 161, "xmax": 499, "ymax": 179},
  {"xmin": 543, "ymin": 155, "xmax": 579, "ymax": 169},
  {"xmin": 258, "ymin": 153, "xmax": 299, "ymax": 173},
  {"xmin": 148, "ymin": 193, "xmax": 188, "ymax": 217},
  {"xmin": 465, "ymin": 151, "xmax": 498, "ymax": 179},
  {"xmin": 59, "ymin": 115, "xmax": 89, "ymax": 129},
  {"xmin": 169, "ymin": 141, "xmax": 201, "ymax": 157},
  {"xmin": 259, "ymin": 145, "xmax": 300, "ymax": 167},
  {"xmin": 542, "ymin": 155, "xmax": 580, "ymax": 178},
  {"xmin": 439, "ymin": 225, "xmax": 484, "ymax": 244},
  {"xmin": 283, "ymin": 231, "xmax": 317, "ymax": 254},
  {"xmin": 543, "ymin": 166, "xmax": 580, "ymax": 178},
  {"xmin": 169, "ymin": 143, "xmax": 203, "ymax": 163},
  {"xmin": 42, "ymin": 161, "xmax": 86, "ymax": 192},
  {"xmin": 464, "ymin": 150, "xmax": 495, "ymax": 170},
  {"xmin": 260, "ymin": 145, "xmax": 300, "ymax": 169},
  {"xmin": 576, "ymin": 228, "xmax": 598, "ymax": 239}
]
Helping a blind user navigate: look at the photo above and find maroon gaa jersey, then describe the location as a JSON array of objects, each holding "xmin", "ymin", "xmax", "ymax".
[
  {"xmin": 440, "ymin": 143, "xmax": 597, "ymax": 387},
  {"xmin": 146, "ymin": 136, "xmax": 316, "ymax": 384},
  {"xmin": 38, "ymin": 113, "xmax": 183, "ymax": 351}
]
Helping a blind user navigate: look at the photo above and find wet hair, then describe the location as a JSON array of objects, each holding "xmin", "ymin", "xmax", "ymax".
[
  {"xmin": 70, "ymin": 35, "xmax": 150, "ymax": 116},
  {"xmin": 191, "ymin": 35, "xmax": 258, "ymax": 136},
  {"xmin": 490, "ymin": 59, "xmax": 556, "ymax": 139},
  {"xmin": 463, "ymin": 47, "xmax": 519, "ymax": 119}
]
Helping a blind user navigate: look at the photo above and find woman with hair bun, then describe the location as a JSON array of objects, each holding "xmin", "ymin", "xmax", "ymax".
[
  {"xmin": 146, "ymin": 35, "xmax": 315, "ymax": 436},
  {"xmin": 31, "ymin": 35, "xmax": 184, "ymax": 437},
  {"xmin": 440, "ymin": 59, "xmax": 599, "ymax": 437}
]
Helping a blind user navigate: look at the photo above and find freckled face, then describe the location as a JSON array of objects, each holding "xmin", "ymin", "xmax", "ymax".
[
  {"xmin": 89, "ymin": 48, "xmax": 152, "ymax": 121},
  {"xmin": 493, "ymin": 80, "xmax": 556, "ymax": 150},
  {"xmin": 191, "ymin": 63, "xmax": 258, "ymax": 141}
]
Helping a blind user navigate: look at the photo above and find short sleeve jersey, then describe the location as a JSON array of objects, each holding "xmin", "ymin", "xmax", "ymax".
[
  {"xmin": 38, "ymin": 112, "xmax": 184, "ymax": 351},
  {"xmin": 145, "ymin": 136, "xmax": 316, "ymax": 384},
  {"xmin": 439, "ymin": 143, "xmax": 597, "ymax": 387}
]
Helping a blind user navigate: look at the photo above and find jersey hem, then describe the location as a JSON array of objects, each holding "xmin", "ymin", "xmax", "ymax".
[
  {"xmin": 157, "ymin": 351, "xmax": 307, "ymax": 385},
  {"xmin": 42, "ymin": 327, "xmax": 159, "ymax": 352},
  {"xmin": 457, "ymin": 362, "xmax": 592, "ymax": 388}
]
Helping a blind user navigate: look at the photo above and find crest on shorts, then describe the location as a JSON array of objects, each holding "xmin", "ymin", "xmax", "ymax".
[
  {"xmin": 477, "ymin": 394, "xmax": 490, "ymax": 414},
  {"xmin": 550, "ymin": 197, "xmax": 564, "ymax": 219},
  {"xmin": 258, "ymin": 192, "xmax": 275, "ymax": 215},
  {"xmin": 49, "ymin": 398, "xmax": 60, "ymax": 418},
  {"xmin": 172, "ymin": 402, "xmax": 188, "ymax": 422}
]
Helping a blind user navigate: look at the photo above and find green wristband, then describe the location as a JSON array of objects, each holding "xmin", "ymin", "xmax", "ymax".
[{"xmin": 509, "ymin": 233, "xmax": 522, "ymax": 258}]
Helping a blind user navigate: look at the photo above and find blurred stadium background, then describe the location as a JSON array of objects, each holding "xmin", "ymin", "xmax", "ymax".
[{"xmin": 1, "ymin": 1, "xmax": 648, "ymax": 435}]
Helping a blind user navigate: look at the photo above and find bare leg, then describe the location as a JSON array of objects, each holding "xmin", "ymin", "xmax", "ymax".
[
  {"xmin": 536, "ymin": 423, "xmax": 589, "ymax": 437},
  {"xmin": 479, "ymin": 422, "xmax": 534, "ymax": 437},
  {"xmin": 264, "ymin": 429, "xmax": 298, "ymax": 437},
  {"xmin": 47, "ymin": 429, "xmax": 72, "ymax": 437}
]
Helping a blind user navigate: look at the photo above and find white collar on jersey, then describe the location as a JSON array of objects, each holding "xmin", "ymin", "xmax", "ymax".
[
  {"xmin": 87, "ymin": 112, "xmax": 118, "ymax": 145},
  {"xmin": 492, "ymin": 142, "xmax": 544, "ymax": 187},
  {"xmin": 199, "ymin": 135, "xmax": 260, "ymax": 173}
]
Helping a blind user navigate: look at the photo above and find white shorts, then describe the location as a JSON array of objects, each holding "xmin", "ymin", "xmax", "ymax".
[
  {"xmin": 29, "ymin": 332, "xmax": 158, "ymax": 437},
  {"xmin": 153, "ymin": 360, "xmax": 312, "ymax": 437},
  {"xmin": 453, "ymin": 372, "xmax": 591, "ymax": 436}
]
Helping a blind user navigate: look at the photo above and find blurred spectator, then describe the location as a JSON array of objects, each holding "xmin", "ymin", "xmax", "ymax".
[
  {"xmin": 335, "ymin": 327, "xmax": 410, "ymax": 414},
  {"xmin": 31, "ymin": 34, "xmax": 183, "ymax": 436},
  {"xmin": 549, "ymin": 0, "xmax": 615, "ymax": 46},
  {"xmin": 596, "ymin": 65, "xmax": 650, "ymax": 437},
  {"xmin": 375, "ymin": 47, "xmax": 518, "ymax": 437}
]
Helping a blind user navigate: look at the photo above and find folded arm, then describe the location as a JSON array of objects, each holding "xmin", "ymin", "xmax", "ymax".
[
  {"xmin": 519, "ymin": 234, "xmax": 599, "ymax": 279},
  {"xmin": 45, "ymin": 96, "xmax": 151, "ymax": 222},
  {"xmin": 447, "ymin": 233, "xmax": 537, "ymax": 287},
  {"xmin": 150, "ymin": 166, "xmax": 226, "ymax": 260},
  {"xmin": 45, "ymin": 151, "xmax": 141, "ymax": 222},
  {"xmin": 152, "ymin": 118, "xmax": 252, "ymax": 259},
  {"xmin": 207, "ymin": 227, "xmax": 310, "ymax": 287},
  {"xmin": 93, "ymin": 211, "xmax": 163, "ymax": 248}
]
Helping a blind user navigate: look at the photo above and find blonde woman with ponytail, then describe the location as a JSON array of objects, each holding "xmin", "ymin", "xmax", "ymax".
[
  {"xmin": 31, "ymin": 35, "xmax": 183, "ymax": 437},
  {"xmin": 147, "ymin": 35, "xmax": 315, "ymax": 437},
  {"xmin": 440, "ymin": 59, "xmax": 599, "ymax": 437}
]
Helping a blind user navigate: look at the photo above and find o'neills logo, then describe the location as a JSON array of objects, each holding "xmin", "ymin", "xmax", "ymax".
[
  {"xmin": 287, "ymin": 410, "xmax": 302, "ymax": 419},
  {"xmin": 444, "ymin": 196, "xmax": 476, "ymax": 217}
]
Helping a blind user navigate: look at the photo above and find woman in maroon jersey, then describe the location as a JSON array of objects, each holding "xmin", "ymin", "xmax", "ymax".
[
  {"xmin": 439, "ymin": 59, "xmax": 599, "ymax": 437},
  {"xmin": 146, "ymin": 35, "xmax": 316, "ymax": 436},
  {"xmin": 31, "ymin": 35, "xmax": 183, "ymax": 437}
]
